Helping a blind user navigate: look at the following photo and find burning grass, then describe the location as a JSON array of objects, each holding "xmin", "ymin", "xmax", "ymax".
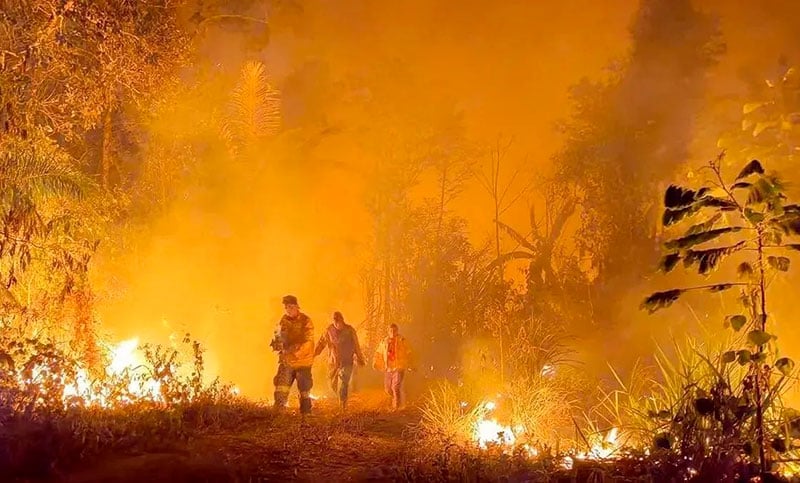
[
  {"xmin": 415, "ymin": 334, "xmax": 800, "ymax": 481},
  {"xmin": 0, "ymin": 327, "xmax": 249, "ymax": 479},
  {"xmin": 418, "ymin": 369, "xmax": 579, "ymax": 458}
]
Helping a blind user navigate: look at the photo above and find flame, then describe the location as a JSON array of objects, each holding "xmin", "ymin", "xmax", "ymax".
[
  {"xmin": 468, "ymin": 396, "xmax": 622, "ymax": 463},
  {"xmin": 108, "ymin": 338, "xmax": 140, "ymax": 375},
  {"xmin": 577, "ymin": 427, "xmax": 621, "ymax": 460},
  {"xmin": 472, "ymin": 399, "xmax": 517, "ymax": 450},
  {"xmin": 47, "ymin": 337, "xmax": 167, "ymax": 407},
  {"xmin": 476, "ymin": 418, "xmax": 516, "ymax": 448}
]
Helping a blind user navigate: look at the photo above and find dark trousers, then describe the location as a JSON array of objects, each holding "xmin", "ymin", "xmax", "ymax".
[
  {"xmin": 273, "ymin": 364, "xmax": 313, "ymax": 414},
  {"xmin": 384, "ymin": 369, "xmax": 405, "ymax": 409},
  {"xmin": 328, "ymin": 364, "xmax": 354, "ymax": 405}
]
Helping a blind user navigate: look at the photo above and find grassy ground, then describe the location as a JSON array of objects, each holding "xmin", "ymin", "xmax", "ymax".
[{"xmin": 55, "ymin": 390, "xmax": 419, "ymax": 482}]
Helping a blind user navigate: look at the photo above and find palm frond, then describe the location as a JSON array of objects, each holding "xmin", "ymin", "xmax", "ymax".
[
  {"xmin": 0, "ymin": 135, "xmax": 91, "ymax": 200},
  {"xmin": 225, "ymin": 61, "xmax": 282, "ymax": 145}
]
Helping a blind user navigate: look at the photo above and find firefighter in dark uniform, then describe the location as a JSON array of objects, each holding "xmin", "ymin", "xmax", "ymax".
[{"xmin": 270, "ymin": 295, "xmax": 315, "ymax": 414}]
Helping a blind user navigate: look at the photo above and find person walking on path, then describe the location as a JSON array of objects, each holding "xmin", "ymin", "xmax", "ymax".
[{"xmin": 314, "ymin": 311, "xmax": 365, "ymax": 409}]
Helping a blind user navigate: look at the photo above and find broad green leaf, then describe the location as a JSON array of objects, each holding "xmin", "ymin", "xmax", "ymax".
[
  {"xmin": 776, "ymin": 357, "xmax": 795, "ymax": 376},
  {"xmin": 744, "ymin": 208, "xmax": 765, "ymax": 224},
  {"xmin": 697, "ymin": 196, "xmax": 738, "ymax": 211},
  {"xmin": 775, "ymin": 214, "xmax": 800, "ymax": 235},
  {"xmin": 664, "ymin": 185, "xmax": 710, "ymax": 209},
  {"xmin": 752, "ymin": 352, "xmax": 767, "ymax": 363},
  {"xmin": 663, "ymin": 206, "xmax": 697, "ymax": 226},
  {"xmin": 736, "ymin": 160, "xmax": 765, "ymax": 179},
  {"xmin": 682, "ymin": 241, "xmax": 746, "ymax": 275},
  {"xmin": 784, "ymin": 204, "xmax": 800, "ymax": 214},
  {"xmin": 748, "ymin": 330, "xmax": 773, "ymax": 347},
  {"xmin": 767, "ymin": 256, "xmax": 791, "ymax": 272},
  {"xmin": 737, "ymin": 350, "xmax": 752, "ymax": 365},
  {"xmin": 747, "ymin": 178, "xmax": 777, "ymax": 205},
  {"xmin": 762, "ymin": 230, "xmax": 783, "ymax": 246},
  {"xmin": 684, "ymin": 214, "xmax": 722, "ymax": 236},
  {"xmin": 641, "ymin": 290, "xmax": 685, "ymax": 314},
  {"xmin": 708, "ymin": 283, "xmax": 735, "ymax": 293},
  {"xmin": 725, "ymin": 315, "xmax": 747, "ymax": 332},
  {"xmin": 737, "ymin": 262, "xmax": 754, "ymax": 279},
  {"xmin": 731, "ymin": 181, "xmax": 752, "ymax": 190},
  {"xmin": 659, "ymin": 253, "xmax": 681, "ymax": 273},
  {"xmin": 721, "ymin": 351, "xmax": 736, "ymax": 364},
  {"xmin": 665, "ymin": 227, "xmax": 742, "ymax": 250}
]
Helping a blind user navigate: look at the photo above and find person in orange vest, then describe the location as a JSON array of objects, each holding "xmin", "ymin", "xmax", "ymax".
[
  {"xmin": 270, "ymin": 295, "xmax": 315, "ymax": 415},
  {"xmin": 372, "ymin": 323, "xmax": 413, "ymax": 410},
  {"xmin": 314, "ymin": 311, "xmax": 365, "ymax": 409}
]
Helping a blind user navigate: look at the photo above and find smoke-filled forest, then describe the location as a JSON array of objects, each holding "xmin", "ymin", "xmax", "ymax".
[{"xmin": 3, "ymin": 0, "xmax": 800, "ymax": 481}]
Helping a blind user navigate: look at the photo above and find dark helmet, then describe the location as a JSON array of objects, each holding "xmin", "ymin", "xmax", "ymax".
[{"xmin": 282, "ymin": 295, "xmax": 299, "ymax": 306}]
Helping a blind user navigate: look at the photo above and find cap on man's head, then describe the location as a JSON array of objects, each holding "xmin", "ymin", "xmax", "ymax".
[{"xmin": 282, "ymin": 295, "xmax": 299, "ymax": 306}]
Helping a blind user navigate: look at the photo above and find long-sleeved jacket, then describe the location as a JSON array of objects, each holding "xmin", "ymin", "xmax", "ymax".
[
  {"xmin": 277, "ymin": 313, "xmax": 314, "ymax": 368},
  {"xmin": 314, "ymin": 323, "xmax": 365, "ymax": 368},
  {"xmin": 372, "ymin": 335, "xmax": 413, "ymax": 371}
]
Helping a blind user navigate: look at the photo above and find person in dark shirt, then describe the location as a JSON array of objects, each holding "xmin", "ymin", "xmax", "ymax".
[{"xmin": 314, "ymin": 311, "xmax": 365, "ymax": 409}]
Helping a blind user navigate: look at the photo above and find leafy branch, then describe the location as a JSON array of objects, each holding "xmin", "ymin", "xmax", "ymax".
[{"xmin": 642, "ymin": 155, "xmax": 800, "ymax": 473}]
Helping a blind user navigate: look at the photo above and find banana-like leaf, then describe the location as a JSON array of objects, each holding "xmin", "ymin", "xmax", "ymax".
[{"xmin": 496, "ymin": 220, "xmax": 537, "ymax": 252}]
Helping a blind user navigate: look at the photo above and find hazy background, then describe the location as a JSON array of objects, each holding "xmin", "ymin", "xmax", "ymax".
[{"xmin": 86, "ymin": 0, "xmax": 800, "ymax": 399}]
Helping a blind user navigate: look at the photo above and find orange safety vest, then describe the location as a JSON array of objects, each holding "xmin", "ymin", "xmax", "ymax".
[{"xmin": 372, "ymin": 335, "xmax": 412, "ymax": 371}]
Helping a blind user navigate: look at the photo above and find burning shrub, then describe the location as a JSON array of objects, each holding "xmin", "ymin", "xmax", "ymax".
[
  {"xmin": 0, "ymin": 327, "xmax": 246, "ymax": 478},
  {"xmin": 0, "ymin": 328, "xmax": 233, "ymax": 416}
]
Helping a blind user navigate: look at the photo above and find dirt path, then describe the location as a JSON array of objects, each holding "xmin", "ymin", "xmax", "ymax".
[{"xmin": 61, "ymin": 392, "xmax": 421, "ymax": 482}]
